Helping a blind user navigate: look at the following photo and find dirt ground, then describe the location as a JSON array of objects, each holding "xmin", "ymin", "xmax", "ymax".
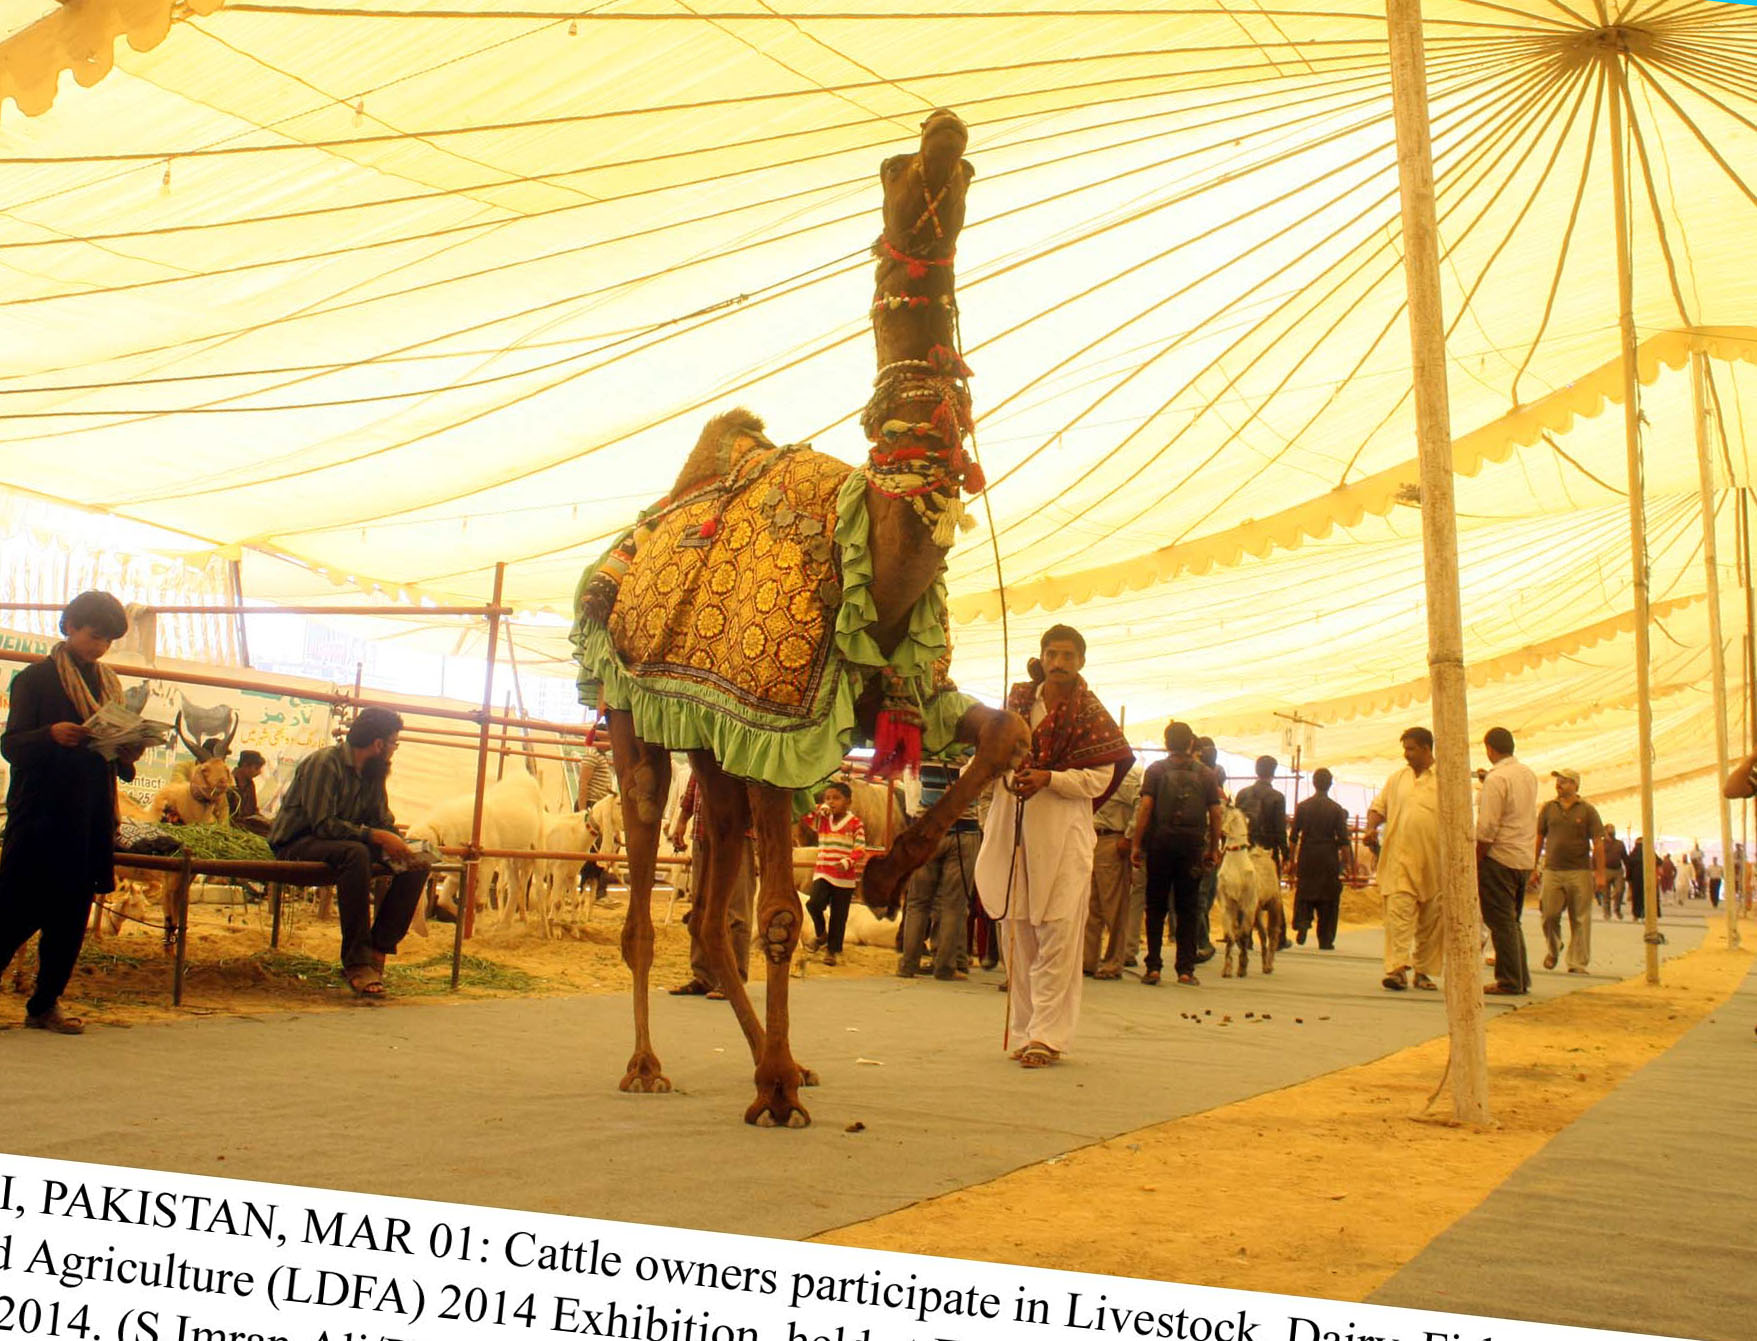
[
  {"xmin": 6, "ymin": 880, "xmax": 1389, "ymax": 1027},
  {"xmin": 1, "ymin": 884, "xmax": 905, "ymax": 1027},
  {"xmin": 815, "ymin": 924, "xmax": 1754, "ymax": 1302}
]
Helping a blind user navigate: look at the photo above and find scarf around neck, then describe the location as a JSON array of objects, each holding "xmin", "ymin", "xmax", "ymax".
[
  {"xmin": 51, "ymin": 641, "xmax": 121, "ymax": 721},
  {"xmin": 1006, "ymin": 674, "xmax": 1135, "ymax": 808}
]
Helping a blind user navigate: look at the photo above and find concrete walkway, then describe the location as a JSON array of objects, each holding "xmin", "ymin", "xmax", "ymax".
[
  {"xmin": 0, "ymin": 903, "xmax": 1734, "ymax": 1335},
  {"xmin": 1373, "ymin": 921, "xmax": 1757, "ymax": 1341}
]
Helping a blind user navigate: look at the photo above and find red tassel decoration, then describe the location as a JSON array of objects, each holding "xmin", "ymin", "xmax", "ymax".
[{"xmin": 870, "ymin": 710, "xmax": 923, "ymax": 781}]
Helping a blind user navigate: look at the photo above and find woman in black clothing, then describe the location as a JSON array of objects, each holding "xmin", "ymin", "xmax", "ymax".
[{"xmin": 0, "ymin": 591, "xmax": 142, "ymax": 1034}]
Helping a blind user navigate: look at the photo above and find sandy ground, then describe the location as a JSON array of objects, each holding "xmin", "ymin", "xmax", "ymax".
[
  {"xmin": 3, "ymin": 885, "xmax": 902, "ymax": 1027},
  {"xmin": 814, "ymin": 922, "xmax": 1753, "ymax": 1302},
  {"xmin": 9, "ymin": 880, "xmax": 1390, "ymax": 1027}
]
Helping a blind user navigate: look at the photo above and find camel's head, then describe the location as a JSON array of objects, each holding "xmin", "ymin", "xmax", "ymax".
[
  {"xmin": 189, "ymin": 757, "xmax": 235, "ymax": 804},
  {"xmin": 878, "ymin": 108, "xmax": 973, "ymax": 267}
]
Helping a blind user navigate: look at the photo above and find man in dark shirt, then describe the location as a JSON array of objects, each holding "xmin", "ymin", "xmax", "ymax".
[
  {"xmin": 1234, "ymin": 755, "xmax": 1290, "ymax": 949},
  {"xmin": 1533, "ymin": 767, "xmax": 1605, "ymax": 974},
  {"xmin": 0, "ymin": 591, "xmax": 145, "ymax": 1034},
  {"xmin": 1289, "ymin": 767, "xmax": 1353, "ymax": 949},
  {"xmin": 269, "ymin": 708, "xmax": 426, "ymax": 998},
  {"xmin": 230, "ymin": 749, "xmax": 270, "ymax": 836},
  {"xmin": 1131, "ymin": 722, "xmax": 1223, "ymax": 986}
]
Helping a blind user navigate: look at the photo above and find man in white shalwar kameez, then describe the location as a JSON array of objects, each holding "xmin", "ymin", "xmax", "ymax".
[
  {"xmin": 976, "ymin": 626, "xmax": 1133, "ymax": 1068},
  {"xmin": 1364, "ymin": 726, "xmax": 1443, "ymax": 992}
]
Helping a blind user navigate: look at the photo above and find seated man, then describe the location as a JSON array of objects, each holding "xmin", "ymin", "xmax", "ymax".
[
  {"xmin": 268, "ymin": 708, "xmax": 427, "ymax": 999},
  {"xmin": 230, "ymin": 749, "xmax": 272, "ymax": 836}
]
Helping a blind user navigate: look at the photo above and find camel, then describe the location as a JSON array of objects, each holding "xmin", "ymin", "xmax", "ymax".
[{"xmin": 571, "ymin": 109, "xmax": 1028, "ymax": 1126}]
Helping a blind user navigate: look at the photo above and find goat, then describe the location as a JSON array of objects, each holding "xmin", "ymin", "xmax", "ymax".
[
  {"xmin": 140, "ymin": 757, "xmax": 236, "ymax": 950},
  {"xmin": 1215, "ymin": 806, "xmax": 1259, "ymax": 978},
  {"xmin": 1249, "ymin": 845, "xmax": 1285, "ymax": 976},
  {"xmin": 146, "ymin": 758, "xmax": 235, "ymax": 828}
]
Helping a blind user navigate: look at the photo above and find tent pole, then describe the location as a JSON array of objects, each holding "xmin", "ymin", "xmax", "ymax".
[
  {"xmin": 1691, "ymin": 352, "xmax": 1739, "ymax": 949},
  {"xmin": 1602, "ymin": 42, "xmax": 1661, "ymax": 985},
  {"xmin": 453, "ymin": 562, "xmax": 506, "ymax": 989},
  {"xmin": 1744, "ymin": 488, "xmax": 1757, "ymax": 747},
  {"xmin": 1386, "ymin": 0, "xmax": 1487, "ymax": 1123}
]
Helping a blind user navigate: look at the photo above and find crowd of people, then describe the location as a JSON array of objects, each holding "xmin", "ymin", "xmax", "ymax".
[{"xmin": 4, "ymin": 594, "xmax": 1747, "ymax": 1057}]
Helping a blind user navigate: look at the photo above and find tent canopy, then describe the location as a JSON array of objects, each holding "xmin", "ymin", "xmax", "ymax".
[{"xmin": 3, "ymin": 0, "xmax": 1755, "ymax": 835}]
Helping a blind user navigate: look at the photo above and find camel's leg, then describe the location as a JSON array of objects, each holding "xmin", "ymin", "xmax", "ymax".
[
  {"xmin": 608, "ymin": 712, "xmax": 672, "ymax": 1093},
  {"xmin": 746, "ymin": 783, "xmax": 810, "ymax": 1128},
  {"xmin": 687, "ymin": 753, "xmax": 768, "ymax": 1065},
  {"xmin": 862, "ymin": 704, "xmax": 1029, "ymax": 910}
]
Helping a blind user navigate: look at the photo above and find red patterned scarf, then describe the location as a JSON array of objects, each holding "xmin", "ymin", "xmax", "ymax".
[{"xmin": 1006, "ymin": 674, "xmax": 1134, "ymax": 808}]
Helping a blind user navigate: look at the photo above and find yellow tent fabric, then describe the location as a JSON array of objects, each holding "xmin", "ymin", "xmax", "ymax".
[{"xmin": 2, "ymin": 1, "xmax": 1755, "ymax": 838}]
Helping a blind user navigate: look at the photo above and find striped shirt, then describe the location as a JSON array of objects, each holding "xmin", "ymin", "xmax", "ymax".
[{"xmin": 805, "ymin": 809, "xmax": 866, "ymax": 889}]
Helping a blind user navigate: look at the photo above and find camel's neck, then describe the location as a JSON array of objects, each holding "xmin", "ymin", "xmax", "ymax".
[
  {"xmin": 859, "ymin": 138, "xmax": 976, "ymax": 658},
  {"xmin": 860, "ymin": 271, "xmax": 970, "ymax": 658}
]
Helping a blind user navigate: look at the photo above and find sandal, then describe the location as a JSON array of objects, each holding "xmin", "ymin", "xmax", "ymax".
[
  {"xmin": 344, "ymin": 966, "xmax": 386, "ymax": 999},
  {"xmin": 1093, "ymin": 967, "xmax": 1122, "ymax": 980},
  {"xmin": 24, "ymin": 1007, "xmax": 85, "ymax": 1035},
  {"xmin": 1382, "ymin": 968, "xmax": 1408, "ymax": 991},
  {"xmin": 668, "ymin": 979, "xmax": 711, "ymax": 996},
  {"xmin": 1142, "ymin": 970, "xmax": 1161, "ymax": 986},
  {"xmin": 1413, "ymin": 973, "xmax": 1438, "ymax": 991},
  {"xmin": 1017, "ymin": 1042, "xmax": 1059, "ymax": 1069}
]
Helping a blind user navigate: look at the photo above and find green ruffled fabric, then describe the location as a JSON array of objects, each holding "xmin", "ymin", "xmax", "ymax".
[{"xmin": 571, "ymin": 468, "xmax": 975, "ymax": 789}]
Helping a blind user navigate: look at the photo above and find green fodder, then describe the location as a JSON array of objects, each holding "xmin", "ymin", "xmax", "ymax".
[
  {"xmin": 386, "ymin": 953, "xmax": 547, "ymax": 997},
  {"xmin": 142, "ymin": 823, "xmax": 275, "ymax": 863}
]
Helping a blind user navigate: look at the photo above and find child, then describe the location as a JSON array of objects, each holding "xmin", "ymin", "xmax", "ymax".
[{"xmin": 803, "ymin": 782, "xmax": 866, "ymax": 965}]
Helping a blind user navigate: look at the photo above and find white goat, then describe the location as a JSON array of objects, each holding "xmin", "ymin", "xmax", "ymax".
[
  {"xmin": 1216, "ymin": 806, "xmax": 1260, "ymax": 978},
  {"xmin": 406, "ymin": 770, "xmax": 543, "ymax": 930}
]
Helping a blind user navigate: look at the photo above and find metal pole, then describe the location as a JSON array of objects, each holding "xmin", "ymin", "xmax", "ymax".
[
  {"xmin": 1603, "ymin": 42, "xmax": 1661, "ymax": 985},
  {"xmin": 1386, "ymin": 0, "xmax": 1488, "ymax": 1123},
  {"xmin": 496, "ymin": 692, "xmax": 513, "ymax": 781},
  {"xmin": 1691, "ymin": 352, "xmax": 1740, "ymax": 948},
  {"xmin": 452, "ymin": 563, "xmax": 506, "ymax": 990}
]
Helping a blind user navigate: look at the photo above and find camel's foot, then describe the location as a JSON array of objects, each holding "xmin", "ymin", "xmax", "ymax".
[
  {"xmin": 798, "ymin": 1064, "xmax": 820, "ymax": 1088},
  {"xmin": 744, "ymin": 1066, "xmax": 811, "ymax": 1127},
  {"xmin": 620, "ymin": 1051, "xmax": 672, "ymax": 1094}
]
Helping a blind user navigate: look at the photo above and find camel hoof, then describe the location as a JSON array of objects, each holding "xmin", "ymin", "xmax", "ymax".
[
  {"xmin": 749, "ymin": 1104, "xmax": 811, "ymax": 1129},
  {"xmin": 620, "ymin": 1052, "xmax": 672, "ymax": 1093},
  {"xmin": 797, "ymin": 1066, "xmax": 820, "ymax": 1088}
]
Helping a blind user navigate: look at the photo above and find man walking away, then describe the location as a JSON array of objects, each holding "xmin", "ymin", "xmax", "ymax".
[
  {"xmin": 1476, "ymin": 727, "xmax": 1537, "ymax": 996},
  {"xmin": 1289, "ymin": 768, "xmax": 1352, "ymax": 950},
  {"xmin": 1601, "ymin": 825, "xmax": 1628, "ymax": 919},
  {"xmin": 1132, "ymin": 722, "xmax": 1222, "ymax": 987}
]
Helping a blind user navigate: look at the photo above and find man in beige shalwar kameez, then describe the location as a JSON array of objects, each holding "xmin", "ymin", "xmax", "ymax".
[{"xmin": 1364, "ymin": 726, "xmax": 1443, "ymax": 992}]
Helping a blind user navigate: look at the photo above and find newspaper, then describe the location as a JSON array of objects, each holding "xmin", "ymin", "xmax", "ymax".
[
  {"xmin": 81, "ymin": 700, "xmax": 175, "ymax": 761},
  {"xmin": 387, "ymin": 836, "xmax": 444, "ymax": 874}
]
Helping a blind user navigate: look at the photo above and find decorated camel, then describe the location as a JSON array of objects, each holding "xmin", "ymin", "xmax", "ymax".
[{"xmin": 571, "ymin": 109, "xmax": 1028, "ymax": 1126}]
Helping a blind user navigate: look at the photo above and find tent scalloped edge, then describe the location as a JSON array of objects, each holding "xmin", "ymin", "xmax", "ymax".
[{"xmin": 950, "ymin": 328, "xmax": 1755, "ymax": 625}]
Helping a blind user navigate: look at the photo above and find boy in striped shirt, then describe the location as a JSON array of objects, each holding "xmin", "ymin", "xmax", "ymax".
[{"xmin": 803, "ymin": 781, "xmax": 867, "ymax": 966}]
